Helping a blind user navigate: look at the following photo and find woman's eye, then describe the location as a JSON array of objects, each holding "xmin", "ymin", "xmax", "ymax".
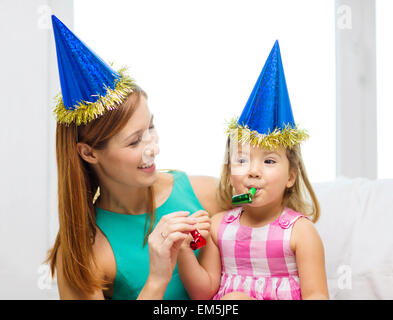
[
  {"xmin": 129, "ymin": 137, "xmax": 141, "ymax": 146},
  {"xmin": 237, "ymin": 158, "xmax": 247, "ymax": 164},
  {"xmin": 265, "ymin": 159, "xmax": 276, "ymax": 164},
  {"xmin": 149, "ymin": 124, "xmax": 155, "ymax": 130}
]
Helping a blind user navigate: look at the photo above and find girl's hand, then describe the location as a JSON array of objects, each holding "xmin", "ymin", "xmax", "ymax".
[
  {"xmin": 181, "ymin": 210, "xmax": 211, "ymax": 250},
  {"xmin": 147, "ymin": 211, "xmax": 197, "ymax": 285}
]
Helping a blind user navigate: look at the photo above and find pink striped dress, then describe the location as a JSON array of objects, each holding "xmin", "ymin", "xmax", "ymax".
[{"xmin": 213, "ymin": 206, "xmax": 307, "ymax": 300}]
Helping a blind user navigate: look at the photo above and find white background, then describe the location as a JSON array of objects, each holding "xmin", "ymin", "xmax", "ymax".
[{"xmin": 74, "ymin": 0, "xmax": 336, "ymax": 182}]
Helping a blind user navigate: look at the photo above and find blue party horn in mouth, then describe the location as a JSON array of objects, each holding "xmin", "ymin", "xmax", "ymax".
[{"xmin": 232, "ymin": 187, "xmax": 257, "ymax": 205}]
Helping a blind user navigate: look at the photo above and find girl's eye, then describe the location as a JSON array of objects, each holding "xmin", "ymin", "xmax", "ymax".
[
  {"xmin": 149, "ymin": 124, "xmax": 155, "ymax": 130},
  {"xmin": 237, "ymin": 158, "xmax": 248, "ymax": 164},
  {"xmin": 265, "ymin": 159, "xmax": 276, "ymax": 164}
]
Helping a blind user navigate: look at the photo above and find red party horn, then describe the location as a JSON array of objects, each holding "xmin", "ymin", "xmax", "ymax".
[{"xmin": 189, "ymin": 230, "xmax": 206, "ymax": 250}]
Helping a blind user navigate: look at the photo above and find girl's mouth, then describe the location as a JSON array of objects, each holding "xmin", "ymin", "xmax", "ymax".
[{"xmin": 247, "ymin": 187, "xmax": 262, "ymax": 196}]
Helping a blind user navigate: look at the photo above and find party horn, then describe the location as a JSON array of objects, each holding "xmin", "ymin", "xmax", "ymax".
[
  {"xmin": 190, "ymin": 230, "xmax": 206, "ymax": 250},
  {"xmin": 232, "ymin": 187, "xmax": 257, "ymax": 206}
]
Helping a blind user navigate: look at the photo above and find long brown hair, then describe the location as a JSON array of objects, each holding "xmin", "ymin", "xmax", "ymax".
[
  {"xmin": 45, "ymin": 88, "xmax": 156, "ymax": 295},
  {"xmin": 217, "ymin": 138, "xmax": 320, "ymax": 222}
]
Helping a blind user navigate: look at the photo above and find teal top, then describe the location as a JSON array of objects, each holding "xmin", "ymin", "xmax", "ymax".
[{"xmin": 95, "ymin": 170, "xmax": 205, "ymax": 300}]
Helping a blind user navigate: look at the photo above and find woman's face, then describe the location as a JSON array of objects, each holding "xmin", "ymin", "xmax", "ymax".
[
  {"xmin": 230, "ymin": 144, "xmax": 296, "ymax": 208},
  {"xmin": 93, "ymin": 95, "xmax": 160, "ymax": 189}
]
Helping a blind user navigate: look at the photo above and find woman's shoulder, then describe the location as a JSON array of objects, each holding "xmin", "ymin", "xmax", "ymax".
[
  {"xmin": 156, "ymin": 170, "xmax": 227, "ymax": 217},
  {"xmin": 188, "ymin": 174, "xmax": 218, "ymax": 190},
  {"xmin": 158, "ymin": 170, "xmax": 218, "ymax": 198},
  {"xmin": 187, "ymin": 175, "xmax": 225, "ymax": 215}
]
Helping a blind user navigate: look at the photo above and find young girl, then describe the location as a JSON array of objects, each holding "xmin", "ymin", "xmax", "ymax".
[{"xmin": 177, "ymin": 41, "xmax": 329, "ymax": 300}]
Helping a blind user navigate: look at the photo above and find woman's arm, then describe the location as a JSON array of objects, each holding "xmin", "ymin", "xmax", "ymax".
[
  {"xmin": 292, "ymin": 218, "xmax": 329, "ymax": 300},
  {"xmin": 177, "ymin": 212, "xmax": 223, "ymax": 300},
  {"xmin": 56, "ymin": 245, "xmax": 106, "ymax": 299},
  {"xmin": 57, "ymin": 211, "xmax": 198, "ymax": 300}
]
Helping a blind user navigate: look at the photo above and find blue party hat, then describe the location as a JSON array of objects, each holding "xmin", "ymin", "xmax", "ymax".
[
  {"xmin": 226, "ymin": 40, "xmax": 308, "ymax": 149},
  {"xmin": 51, "ymin": 15, "xmax": 135, "ymax": 125}
]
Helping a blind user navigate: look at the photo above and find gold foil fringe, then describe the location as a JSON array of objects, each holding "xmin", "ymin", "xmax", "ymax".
[
  {"xmin": 225, "ymin": 117, "xmax": 309, "ymax": 150},
  {"xmin": 53, "ymin": 67, "xmax": 135, "ymax": 126}
]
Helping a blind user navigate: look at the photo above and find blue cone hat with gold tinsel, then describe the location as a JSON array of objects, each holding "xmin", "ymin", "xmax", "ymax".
[
  {"xmin": 51, "ymin": 15, "xmax": 135, "ymax": 125},
  {"xmin": 226, "ymin": 40, "xmax": 308, "ymax": 149}
]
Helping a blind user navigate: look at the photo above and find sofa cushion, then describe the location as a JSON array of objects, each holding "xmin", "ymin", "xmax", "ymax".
[{"xmin": 313, "ymin": 177, "xmax": 393, "ymax": 299}]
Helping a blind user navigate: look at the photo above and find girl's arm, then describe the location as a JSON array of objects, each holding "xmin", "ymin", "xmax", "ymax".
[
  {"xmin": 177, "ymin": 212, "xmax": 224, "ymax": 300},
  {"xmin": 292, "ymin": 218, "xmax": 329, "ymax": 300}
]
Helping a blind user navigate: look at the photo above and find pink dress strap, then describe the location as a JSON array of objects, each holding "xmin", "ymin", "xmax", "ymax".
[
  {"xmin": 222, "ymin": 207, "xmax": 243, "ymax": 224},
  {"xmin": 277, "ymin": 207, "xmax": 310, "ymax": 229}
]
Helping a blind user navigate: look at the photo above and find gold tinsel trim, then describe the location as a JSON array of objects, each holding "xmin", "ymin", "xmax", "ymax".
[
  {"xmin": 53, "ymin": 67, "xmax": 136, "ymax": 126},
  {"xmin": 225, "ymin": 117, "xmax": 309, "ymax": 150}
]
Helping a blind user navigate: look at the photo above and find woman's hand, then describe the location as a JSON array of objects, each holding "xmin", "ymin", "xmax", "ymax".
[
  {"xmin": 146, "ymin": 211, "xmax": 198, "ymax": 286},
  {"xmin": 180, "ymin": 210, "xmax": 211, "ymax": 251}
]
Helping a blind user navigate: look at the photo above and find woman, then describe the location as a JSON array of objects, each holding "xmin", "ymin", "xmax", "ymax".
[{"xmin": 46, "ymin": 15, "xmax": 223, "ymax": 299}]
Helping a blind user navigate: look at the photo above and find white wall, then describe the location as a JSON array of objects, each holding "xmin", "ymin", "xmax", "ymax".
[{"xmin": 0, "ymin": 0, "xmax": 72, "ymax": 299}]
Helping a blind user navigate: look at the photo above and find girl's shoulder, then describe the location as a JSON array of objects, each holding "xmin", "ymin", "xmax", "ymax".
[
  {"xmin": 210, "ymin": 210, "xmax": 227, "ymax": 224},
  {"xmin": 289, "ymin": 211, "xmax": 321, "ymax": 254},
  {"xmin": 209, "ymin": 210, "xmax": 228, "ymax": 244},
  {"xmin": 278, "ymin": 207, "xmax": 311, "ymax": 229},
  {"xmin": 290, "ymin": 213, "xmax": 317, "ymax": 234}
]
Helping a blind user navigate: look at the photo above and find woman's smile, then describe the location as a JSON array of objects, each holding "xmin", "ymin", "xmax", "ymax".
[{"xmin": 138, "ymin": 163, "xmax": 156, "ymax": 173}]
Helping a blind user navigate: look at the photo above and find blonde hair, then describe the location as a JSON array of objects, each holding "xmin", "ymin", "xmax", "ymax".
[{"xmin": 217, "ymin": 138, "xmax": 320, "ymax": 223}]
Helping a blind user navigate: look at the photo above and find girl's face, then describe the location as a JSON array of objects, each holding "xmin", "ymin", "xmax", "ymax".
[
  {"xmin": 230, "ymin": 144, "xmax": 296, "ymax": 209},
  {"xmin": 93, "ymin": 95, "xmax": 160, "ymax": 189}
]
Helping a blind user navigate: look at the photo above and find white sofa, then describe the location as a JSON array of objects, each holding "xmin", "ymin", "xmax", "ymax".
[{"xmin": 313, "ymin": 177, "xmax": 393, "ymax": 299}]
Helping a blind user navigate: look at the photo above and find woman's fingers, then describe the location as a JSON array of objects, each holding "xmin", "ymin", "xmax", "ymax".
[
  {"xmin": 188, "ymin": 211, "xmax": 210, "ymax": 225},
  {"xmin": 189, "ymin": 210, "xmax": 209, "ymax": 219},
  {"xmin": 152, "ymin": 210, "xmax": 211, "ymax": 248},
  {"xmin": 153, "ymin": 211, "xmax": 195, "ymax": 236},
  {"xmin": 195, "ymin": 222, "xmax": 211, "ymax": 231},
  {"xmin": 162, "ymin": 231, "xmax": 188, "ymax": 249},
  {"xmin": 162, "ymin": 222, "xmax": 198, "ymax": 239},
  {"xmin": 156, "ymin": 211, "xmax": 190, "ymax": 226},
  {"xmin": 188, "ymin": 210, "xmax": 211, "ymax": 232}
]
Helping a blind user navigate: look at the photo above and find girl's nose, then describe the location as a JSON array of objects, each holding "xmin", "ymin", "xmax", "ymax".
[
  {"xmin": 248, "ymin": 164, "xmax": 262, "ymax": 179},
  {"xmin": 248, "ymin": 171, "xmax": 262, "ymax": 179}
]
